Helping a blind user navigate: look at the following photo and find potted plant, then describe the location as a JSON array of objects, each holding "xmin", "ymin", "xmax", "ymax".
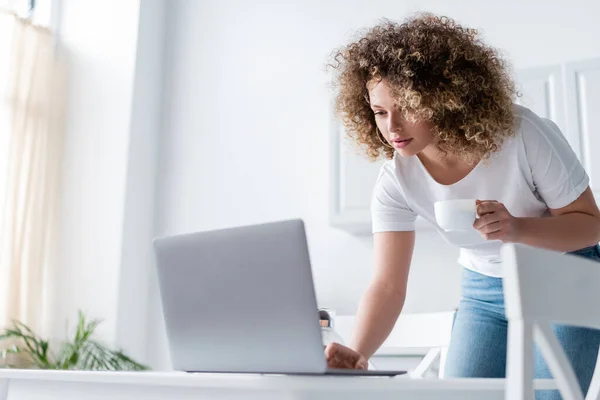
[{"xmin": 0, "ymin": 311, "xmax": 149, "ymax": 371}]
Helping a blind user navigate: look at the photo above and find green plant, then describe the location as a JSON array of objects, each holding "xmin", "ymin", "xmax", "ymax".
[{"xmin": 0, "ymin": 311, "xmax": 149, "ymax": 371}]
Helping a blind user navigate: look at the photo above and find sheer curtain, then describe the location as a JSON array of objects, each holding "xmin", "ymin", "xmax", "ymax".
[{"xmin": 0, "ymin": 8, "xmax": 66, "ymax": 335}]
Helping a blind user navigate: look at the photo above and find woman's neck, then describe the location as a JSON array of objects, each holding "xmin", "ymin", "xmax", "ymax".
[
  {"xmin": 417, "ymin": 145, "xmax": 465, "ymax": 169},
  {"xmin": 416, "ymin": 145, "xmax": 479, "ymax": 186}
]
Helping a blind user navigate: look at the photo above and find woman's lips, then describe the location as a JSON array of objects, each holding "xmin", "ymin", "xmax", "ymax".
[{"xmin": 392, "ymin": 138, "xmax": 413, "ymax": 149}]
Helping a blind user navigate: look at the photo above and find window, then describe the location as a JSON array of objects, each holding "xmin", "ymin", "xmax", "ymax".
[
  {"xmin": 0, "ymin": 0, "xmax": 52, "ymax": 205},
  {"xmin": 0, "ymin": 11, "xmax": 12, "ymax": 206},
  {"xmin": 0, "ymin": 0, "xmax": 53, "ymax": 27},
  {"xmin": 0, "ymin": 0, "xmax": 57, "ymax": 328}
]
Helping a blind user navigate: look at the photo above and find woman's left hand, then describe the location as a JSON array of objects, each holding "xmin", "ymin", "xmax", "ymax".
[{"xmin": 473, "ymin": 200, "xmax": 521, "ymax": 242}]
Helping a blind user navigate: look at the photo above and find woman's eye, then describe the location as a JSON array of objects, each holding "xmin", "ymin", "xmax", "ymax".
[{"xmin": 374, "ymin": 111, "xmax": 386, "ymax": 116}]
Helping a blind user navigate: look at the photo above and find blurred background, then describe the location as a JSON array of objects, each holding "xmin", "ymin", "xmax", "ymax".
[{"xmin": 0, "ymin": 0, "xmax": 598, "ymax": 371}]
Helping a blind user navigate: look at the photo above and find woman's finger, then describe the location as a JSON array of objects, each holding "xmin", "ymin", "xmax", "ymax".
[
  {"xmin": 476, "ymin": 201, "xmax": 500, "ymax": 216},
  {"xmin": 355, "ymin": 358, "xmax": 368, "ymax": 370},
  {"xmin": 473, "ymin": 212, "xmax": 500, "ymax": 229},
  {"xmin": 325, "ymin": 343, "xmax": 360, "ymax": 368},
  {"xmin": 483, "ymin": 231, "xmax": 504, "ymax": 241},
  {"xmin": 324, "ymin": 342, "xmax": 343, "ymax": 360},
  {"xmin": 477, "ymin": 221, "xmax": 502, "ymax": 235},
  {"xmin": 329, "ymin": 353, "xmax": 352, "ymax": 369}
]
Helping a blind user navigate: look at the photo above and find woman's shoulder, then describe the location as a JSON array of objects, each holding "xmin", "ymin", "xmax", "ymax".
[
  {"xmin": 511, "ymin": 103, "xmax": 563, "ymax": 141},
  {"xmin": 509, "ymin": 103, "xmax": 576, "ymax": 169}
]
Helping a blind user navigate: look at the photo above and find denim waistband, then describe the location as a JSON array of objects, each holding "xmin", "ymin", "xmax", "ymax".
[{"xmin": 568, "ymin": 244, "xmax": 600, "ymax": 260}]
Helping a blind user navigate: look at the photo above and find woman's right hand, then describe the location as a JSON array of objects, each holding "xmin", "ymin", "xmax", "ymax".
[{"xmin": 324, "ymin": 342, "xmax": 369, "ymax": 370}]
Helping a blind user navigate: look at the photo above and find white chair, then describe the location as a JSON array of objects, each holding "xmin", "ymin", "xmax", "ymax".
[
  {"xmin": 502, "ymin": 243, "xmax": 600, "ymax": 400},
  {"xmin": 335, "ymin": 311, "xmax": 456, "ymax": 378}
]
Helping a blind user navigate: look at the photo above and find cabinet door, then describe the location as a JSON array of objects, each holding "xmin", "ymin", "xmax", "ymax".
[
  {"xmin": 330, "ymin": 118, "xmax": 385, "ymax": 234},
  {"xmin": 515, "ymin": 65, "xmax": 570, "ymax": 145},
  {"xmin": 565, "ymin": 59, "xmax": 600, "ymax": 191},
  {"xmin": 329, "ymin": 117, "xmax": 432, "ymax": 234}
]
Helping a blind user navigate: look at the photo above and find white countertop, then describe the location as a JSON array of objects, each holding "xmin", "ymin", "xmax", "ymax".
[{"xmin": 0, "ymin": 369, "xmax": 557, "ymax": 391}]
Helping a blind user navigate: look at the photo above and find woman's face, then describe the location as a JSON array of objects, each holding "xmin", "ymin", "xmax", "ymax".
[{"xmin": 367, "ymin": 79, "xmax": 434, "ymax": 158}]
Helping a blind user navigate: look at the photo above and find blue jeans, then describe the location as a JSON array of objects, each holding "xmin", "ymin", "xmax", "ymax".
[{"xmin": 444, "ymin": 245, "xmax": 600, "ymax": 400}]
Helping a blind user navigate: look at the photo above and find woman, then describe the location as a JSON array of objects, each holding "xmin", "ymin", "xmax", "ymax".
[{"xmin": 325, "ymin": 13, "xmax": 600, "ymax": 399}]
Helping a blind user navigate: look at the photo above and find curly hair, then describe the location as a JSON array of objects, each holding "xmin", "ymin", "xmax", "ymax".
[{"xmin": 328, "ymin": 13, "xmax": 518, "ymax": 163}]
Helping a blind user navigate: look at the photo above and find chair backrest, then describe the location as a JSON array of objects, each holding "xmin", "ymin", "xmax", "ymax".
[{"xmin": 502, "ymin": 244, "xmax": 600, "ymax": 400}]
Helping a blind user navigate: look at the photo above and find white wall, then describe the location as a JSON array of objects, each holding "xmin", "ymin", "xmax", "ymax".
[
  {"xmin": 56, "ymin": 0, "xmax": 140, "ymax": 341},
  {"xmin": 147, "ymin": 0, "xmax": 600, "ymax": 369},
  {"xmin": 55, "ymin": 1, "xmax": 166, "ymax": 367},
  {"xmin": 115, "ymin": 0, "xmax": 167, "ymax": 363}
]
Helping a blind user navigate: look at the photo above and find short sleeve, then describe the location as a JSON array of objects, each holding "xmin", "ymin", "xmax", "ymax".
[
  {"xmin": 371, "ymin": 164, "xmax": 418, "ymax": 233},
  {"xmin": 520, "ymin": 111, "xmax": 589, "ymax": 209}
]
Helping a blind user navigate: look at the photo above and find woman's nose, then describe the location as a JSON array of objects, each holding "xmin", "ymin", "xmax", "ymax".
[{"xmin": 388, "ymin": 118, "xmax": 401, "ymax": 134}]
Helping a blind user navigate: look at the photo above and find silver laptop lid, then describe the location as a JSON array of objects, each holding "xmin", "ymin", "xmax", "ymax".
[{"xmin": 153, "ymin": 219, "xmax": 327, "ymax": 374}]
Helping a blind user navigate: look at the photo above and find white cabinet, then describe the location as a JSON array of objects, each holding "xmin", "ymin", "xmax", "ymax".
[
  {"xmin": 565, "ymin": 59, "xmax": 600, "ymax": 191},
  {"xmin": 515, "ymin": 65, "xmax": 568, "ymax": 139},
  {"xmin": 329, "ymin": 117, "xmax": 382, "ymax": 234},
  {"xmin": 329, "ymin": 116, "xmax": 431, "ymax": 234},
  {"xmin": 330, "ymin": 58, "xmax": 600, "ymax": 234},
  {"xmin": 517, "ymin": 59, "xmax": 600, "ymax": 192},
  {"xmin": 370, "ymin": 355, "xmax": 428, "ymax": 376}
]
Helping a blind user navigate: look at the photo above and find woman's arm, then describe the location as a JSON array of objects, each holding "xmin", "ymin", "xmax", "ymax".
[
  {"xmin": 349, "ymin": 231, "xmax": 415, "ymax": 359},
  {"xmin": 517, "ymin": 188, "xmax": 600, "ymax": 251},
  {"xmin": 475, "ymin": 113, "xmax": 600, "ymax": 252},
  {"xmin": 474, "ymin": 188, "xmax": 600, "ymax": 252}
]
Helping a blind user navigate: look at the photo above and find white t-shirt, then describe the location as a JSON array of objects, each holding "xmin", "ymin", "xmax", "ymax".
[{"xmin": 371, "ymin": 104, "xmax": 589, "ymax": 277}]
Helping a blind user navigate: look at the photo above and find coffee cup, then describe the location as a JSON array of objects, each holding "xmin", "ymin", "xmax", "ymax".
[{"xmin": 434, "ymin": 199, "xmax": 478, "ymax": 232}]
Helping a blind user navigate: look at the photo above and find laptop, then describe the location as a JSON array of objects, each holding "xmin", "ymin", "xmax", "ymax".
[{"xmin": 153, "ymin": 219, "xmax": 405, "ymax": 377}]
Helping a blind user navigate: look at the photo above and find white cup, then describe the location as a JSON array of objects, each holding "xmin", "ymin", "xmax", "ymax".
[{"xmin": 434, "ymin": 199, "xmax": 478, "ymax": 232}]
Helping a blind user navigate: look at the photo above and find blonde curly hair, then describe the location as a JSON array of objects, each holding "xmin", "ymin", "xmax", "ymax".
[{"xmin": 328, "ymin": 13, "xmax": 518, "ymax": 163}]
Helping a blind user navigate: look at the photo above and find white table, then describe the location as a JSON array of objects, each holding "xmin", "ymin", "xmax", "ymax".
[{"xmin": 0, "ymin": 369, "xmax": 558, "ymax": 400}]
